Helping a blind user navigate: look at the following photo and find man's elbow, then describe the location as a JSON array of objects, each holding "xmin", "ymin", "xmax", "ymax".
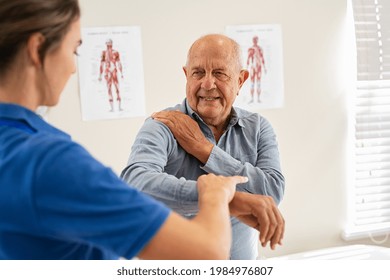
[{"xmin": 270, "ymin": 174, "xmax": 285, "ymax": 205}]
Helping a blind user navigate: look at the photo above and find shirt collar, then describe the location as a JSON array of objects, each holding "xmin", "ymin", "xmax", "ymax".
[
  {"xmin": 0, "ymin": 103, "xmax": 70, "ymax": 138},
  {"xmin": 183, "ymin": 98, "xmax": 245, "ymax": 129}
]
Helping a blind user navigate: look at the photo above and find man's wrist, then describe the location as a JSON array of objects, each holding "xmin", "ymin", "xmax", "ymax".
[{"xmin": 196, "ymin": 142, "xmax": 213, "ymax": 164}]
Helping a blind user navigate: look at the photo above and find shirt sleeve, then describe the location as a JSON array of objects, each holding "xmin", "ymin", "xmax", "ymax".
[
  {"xmin": 121, "ymin": 118, "xmax": 199, "ymax": 215},
  {"xmin": 32, "ymin": 136, "xmax": 170, "ymax": 259},
  {"xmin": 201, "ymin": 117, "xmax": 285, "ymax": 204}
]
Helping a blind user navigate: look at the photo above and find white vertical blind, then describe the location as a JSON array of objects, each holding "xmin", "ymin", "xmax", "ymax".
[
  {"xmin": 353, "ymin": 0, "xmax": 390, "ymax": 80},
  {"xmin": 347, "ymin": 0, "xmax": 390, "ymax": 238}
]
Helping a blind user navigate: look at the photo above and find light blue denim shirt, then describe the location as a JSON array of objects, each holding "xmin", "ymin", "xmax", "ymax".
[{"xmin": 121, "ymin": 98, "xmax": 285, "ymax": 259}]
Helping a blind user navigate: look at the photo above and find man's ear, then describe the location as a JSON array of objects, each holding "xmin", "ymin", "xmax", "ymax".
[
  {"xmin": 26, "ymin": 33, "xmax": 45, "ymax": 67},
  {"xmin": 182, "ymin": 66, "xmax": 188, "ymax": 77},
  {"xmin": 238, "ymin": 69, "xmax": 249, "ymax": 89}
]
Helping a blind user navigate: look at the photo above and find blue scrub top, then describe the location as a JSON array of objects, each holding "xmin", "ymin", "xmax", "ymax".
[{"xmin": 0, "ymin": 103, "xmax": 170, "ymax": 259}]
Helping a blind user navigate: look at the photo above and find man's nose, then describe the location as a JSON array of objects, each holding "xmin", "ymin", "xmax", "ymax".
[{"xmin": 201, "ymin": 73, "xmax": 217, "ymax": 91}]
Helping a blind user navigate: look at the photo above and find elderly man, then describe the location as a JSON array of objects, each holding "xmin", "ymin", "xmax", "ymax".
[{"xmin": 121, "ymin": 34, "xmax": 285, "ymax": 259}]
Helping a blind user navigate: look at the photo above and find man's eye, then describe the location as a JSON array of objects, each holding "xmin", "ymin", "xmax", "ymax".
[
  {"xmin": 192, "ymin": 71, "xmax": 204, "ymax": 77},
  {"xmin": 214, "ymin": 72, "xmax": 229, "ymax": 80}
]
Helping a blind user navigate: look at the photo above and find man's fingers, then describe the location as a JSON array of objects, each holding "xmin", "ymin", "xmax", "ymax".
[
  {"xmin": 272, "ymin": 207, "xmax": 285, "ymax": 248},
  {"xmin": 151, "ymin": 112, "xmax": 177, "ymax": 128},
  {"xmin": 270, "ymin": 224, "xmax": 283, "ymax": 250},
  {"xmin": 152, "ymin": 110, "xmax": 184, "ymax": 119},
  {"xmin": 264, "ymin": 211, "xmax": 277, "ymax": 247},
  {"xmin": 269, "ymin": 215, "xmax": 282, "ymax": 250},
  {"xmin": 153, "ymin": 116, "xmax": 174, "ymax": 128},
  {"xmin": 257, "ymin": 198, "xmax": 285, "ymax": 249},
  {"xmin": 258, "ymin": 209, "xmax": 270, "ymax": 246}
]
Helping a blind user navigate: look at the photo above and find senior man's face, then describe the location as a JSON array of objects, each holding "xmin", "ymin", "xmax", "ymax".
[{"xmin": 183, "ymin": 37, "xmax": 247, "ymax": 128}]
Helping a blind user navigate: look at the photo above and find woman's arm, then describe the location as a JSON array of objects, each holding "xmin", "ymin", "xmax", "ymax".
[{"xmin": 138, "ymin": 174, "xmax": 247, "ymax": 260}]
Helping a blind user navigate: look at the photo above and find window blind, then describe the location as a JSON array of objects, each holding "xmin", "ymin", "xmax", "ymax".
[
  {"xmin": 353, "ymin": 0, "xmax": 390, "ymax": 80},
  {"xmin": 346, "ymin": 0, "xmax": 390, "ymax": 239}
]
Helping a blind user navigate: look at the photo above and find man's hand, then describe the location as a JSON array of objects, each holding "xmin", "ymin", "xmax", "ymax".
[
  {"xmin": 152, "ymin": 110, "xmax": 213, "ymax": 163},
  {"xmin": 229, "ymin": 192, "xmax": 285, "ymax": 250}
]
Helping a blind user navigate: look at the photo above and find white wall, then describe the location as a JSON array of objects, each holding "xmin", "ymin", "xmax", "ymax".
[{"xmin": 47, "ymin": 0, "xmax": 390, "ymax": 257}]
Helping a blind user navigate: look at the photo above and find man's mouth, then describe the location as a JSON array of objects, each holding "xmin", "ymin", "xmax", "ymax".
[{"xmin": 200, "ymin": 96, "xmax": 220, "ymax": 101}]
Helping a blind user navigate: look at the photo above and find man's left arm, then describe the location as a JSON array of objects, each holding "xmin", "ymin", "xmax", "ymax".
[
  {"xmin": 152, "ymin": 111, "xmax": 285, "ymax": 205},
  {"xmin": 204, "ymin": 119, "xmax": 284, "ymax": 204}
]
